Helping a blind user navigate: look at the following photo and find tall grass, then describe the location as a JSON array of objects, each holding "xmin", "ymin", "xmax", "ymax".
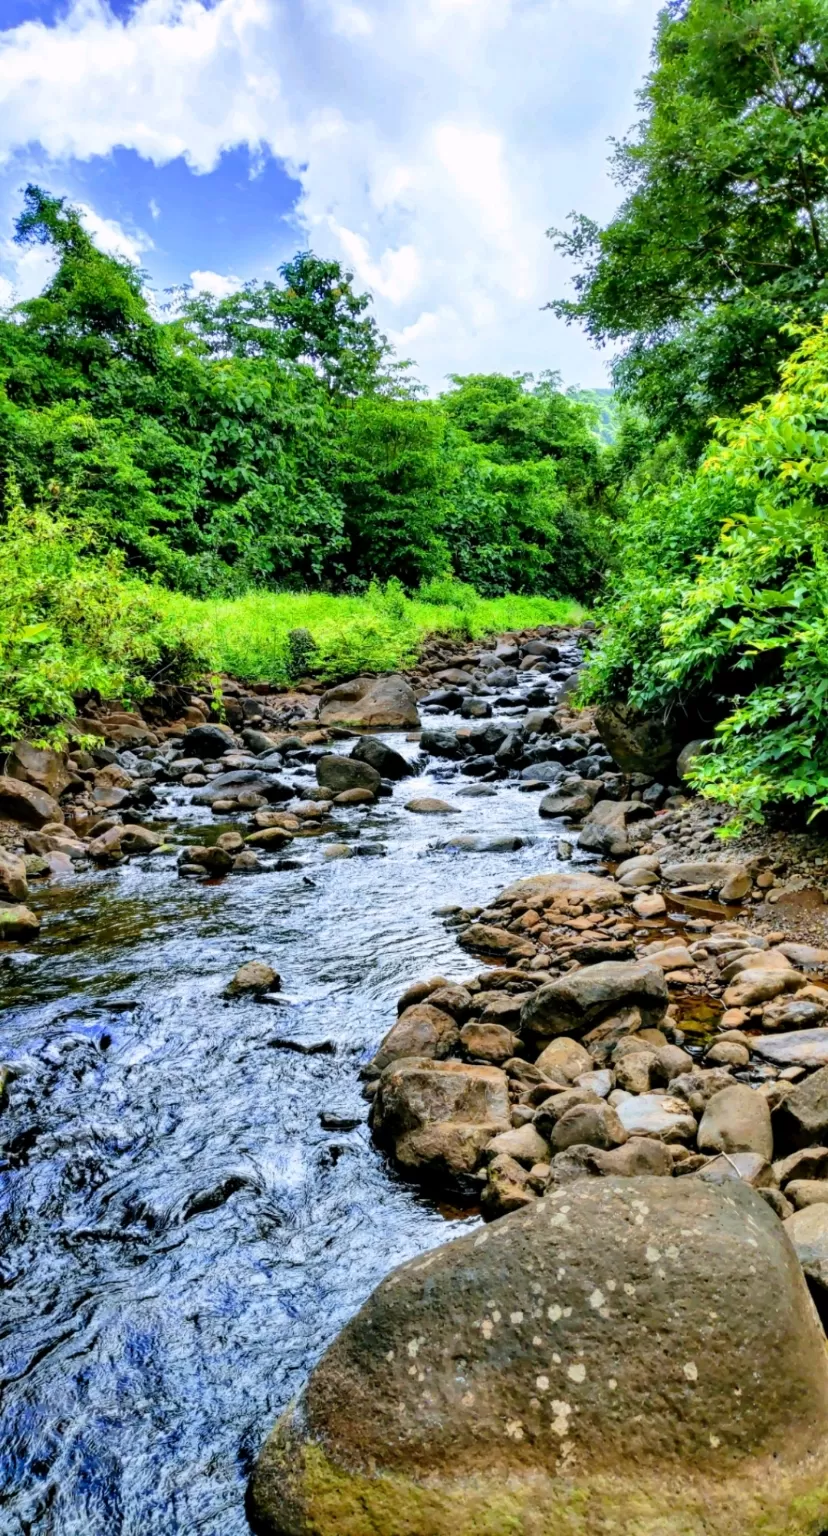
[{"xmin": 156, "ymin": 579, "xmax": 586, "ymax": 686}]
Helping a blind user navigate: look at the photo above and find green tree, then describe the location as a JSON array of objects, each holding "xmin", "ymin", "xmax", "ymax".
[{"xmin": 552, "ymin": 0, "xmax": 828, "ymax": 451}]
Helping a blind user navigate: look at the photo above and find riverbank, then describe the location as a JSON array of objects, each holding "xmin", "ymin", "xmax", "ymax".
[{"xmin": 4, "ymin": 619, "xmax": 828, "ymax": 1533}]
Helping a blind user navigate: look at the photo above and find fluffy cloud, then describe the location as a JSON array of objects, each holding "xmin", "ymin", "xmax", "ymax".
[
  {"xmin": 0, "ymin": 0, "xmax": 662, "ymax": 386},
  {"xmin": 189, "ymin": 267, "xmax": 244, "ymax": 298}
]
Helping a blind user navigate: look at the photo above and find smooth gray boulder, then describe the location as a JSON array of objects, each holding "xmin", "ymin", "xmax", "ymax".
[
  {"xmin": 697, "ymin": 1085, "xmax": 773, "ymax": 1162},
  {"xmin": 249, "ymin": 1177, "xmax": 828, "ymax": 1536}
]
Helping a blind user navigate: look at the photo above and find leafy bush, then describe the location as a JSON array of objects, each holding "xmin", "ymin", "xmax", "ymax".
[
  {"xmin": 0, "ymin": 493, "xmax": 210, "ymax": 742},
  {"xmin": 582, "ymin": 319, "xmax": 828, "ymax": 822}
]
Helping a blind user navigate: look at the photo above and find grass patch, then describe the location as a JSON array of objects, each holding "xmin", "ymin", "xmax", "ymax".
[{"xmin": 156, "ymin": 579, "xmax": 586, "ymax": 686}]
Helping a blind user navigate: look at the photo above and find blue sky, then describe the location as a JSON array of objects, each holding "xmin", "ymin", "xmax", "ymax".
[{"xmin": 0, "ymin": 0, "xmax": 663, "ymax": 390}]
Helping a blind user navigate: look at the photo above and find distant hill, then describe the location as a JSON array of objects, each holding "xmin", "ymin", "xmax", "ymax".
[{"xmin": 570, "ymin": 387, "xmax": 618, "ymax": 445}]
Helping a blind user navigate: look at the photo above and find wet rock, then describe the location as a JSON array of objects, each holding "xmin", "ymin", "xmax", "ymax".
[
  {"xmin": 698, "ymin": 1086, "xmax": 773, "ymax": 1161},
  {"xmin": 245, "ymin": 826, "xmax": 296, "ymax": 848},
  {"xmin": 227, "ymin": 961, "xmax": 280, "ymax": 995},
  {"xmin": 349, "ymin": 737, "xmax": 413, "ymax": 780},
  {"xmin": 0, "ymin": 904, "xmax": 40, "ymax": 939},
  {"xmin": 632, "ymin": 891, "xmax": 667, "ymax": 919},
  {"xmin": 316, "ymin": 755, "xmax": 380, "ymax": 797},
  {"xmin": 371, "ymin": 1059, "xmax": 510, "ymax": 1179},
  {"xmin": 118, "ymin": 826, "xmax": 162, "ymax": 856},
  {"xmin": 323, "ymin": 842, "xmax": 354, "ymax": 861},
  {"xmin": 773, "ymin": 1067, "xmax": 828, "ymax": 1154},
  {"xmin": 332, "ymin": 787, "xmax": 374, "ymax": 806},
  {"xmin": 249, "ymin": 1178, "xmax": 828, "ymax": 1536},
  {"xmin": 721, "ymin": 869, "xmax": 753, "ymax": 904},
  {"xmin": 396, "ymin": 977, "xmax": 451, "ymax": 1012},
  {"xmin": 181, "ymin": 723, "xmax": 234, "ymax": 759},
  {"xmin": 4, "ymin": 741, "xmax": 72, "ymax": 798},
  {"xmin": 372, "ymin": 1004, "xmax": 460, "ymax": 1073},
  {"xmin": 520, "ymin": 961, "xmax": 669, "ymax": 1048},
  {"xmin": 233, "ymin": 850, "xmax": 261, "ymax": 873},
  {"xmin": 192, "ymin": 771, "xmax": 292, "ymax": 806},
  {"xmin": 661, "ymin": 860, "xmax": 747, "ymax": 891},
  {"xmin": 495, "ymin": 870, "xmax": 624, "ymax": 910},
  {"xmin": 446, "ymin": 834, "xmax": 525, "ymax": 853},
  {"xmin": 0, "ymin": 776, "xmax": 62, "ymax": 828},
  {"xmin": 179, "ymin": 845, "xmax": 234, "ymax": 875},
  {"xmin": 0, "ymin": 848, "xmax": 28, "ymax": 903},
  {"xmin": 404, "ymin": 797, "xmax": 459, "ymax": 814},
  {"xmin": 615, "ymin": 1093, "xmax": 698, "ymax": 1142},
  {"xmin": 317, "ymin": 674, "xmax": 419, "ymax": 729}
]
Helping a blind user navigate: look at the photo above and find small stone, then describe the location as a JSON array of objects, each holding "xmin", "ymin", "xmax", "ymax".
[
  {"xmin": 227, "ymin": 961, "xmax": 280, "ymax": 995},
  {"xmin": 404, "ymin": 797, "xmax": 460, "ymax": 814},
  {"xmin": 632, "ymin": 891, "xmax": 667, "ymax": 919},
  {"xmin": 550, "ymin": 1100, "xmax": 628, "ymax": 1153},
  {"xmin": 333, "ymin": 788, "xmax": 375, "ymax": 805},
  {"xmin": 484, "ymin": 1123, "xmax": 551, "ymax": 1167},
  {"xmin": 705, "ymin": 1041, "xmax": 750, "ymax": 1068}
]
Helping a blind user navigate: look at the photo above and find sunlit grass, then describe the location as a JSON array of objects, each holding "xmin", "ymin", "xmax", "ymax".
[{"xmin": 154, "ymin": 580, "xmax": 586, "ymax": 686}]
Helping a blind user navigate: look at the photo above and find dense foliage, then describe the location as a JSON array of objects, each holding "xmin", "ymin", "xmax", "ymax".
[
  {"xmin": 582, "ymin": 322, "xmax": 828, "ymax": 823},
  {"xmin": 552, "ymin": 0, "xmax": 828, "ymax": 457},
  {"xmin": 0, "ymin": 186, "xmax": 608, "ymax": 601}
]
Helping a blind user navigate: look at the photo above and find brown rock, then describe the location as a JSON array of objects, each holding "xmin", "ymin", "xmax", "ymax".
[
  {"xmin": 404, "ymin": 798, "xmax": 460, "ymax": 814},
  {"xmin": 0, "ymin": 903, "xmax": 40, "ymax": 939},
  {"xmin": 786, "ymin": 1180, "xmax": 828, "ymax": 1211},
  {"xmin": 0, "ymin": 847, "xmax": 28, "ymax": 903},
  {"xmin": 249, "ymin": 1178, "xmax": 828, "ymax": 1536},
  {"xmin": 372, "ymin": 1004, "xmax": 459, "ymax": 1073},
  {"xmin": 520, "ymin": 961, "xmax": 669, "ymax": 1048},
  {"xmin": 534, "ymin": 1036, "xmax": 593, "ymax": 1082},
  {"xmin": 372, "ymin": 1059, "xmax": 510, "ymax": 1179},
  {"xmin": 697, "ymin": 1086, "xmax": 773, "ymax": 1161},
  {"xmin": 0, "ymin": 776, "xmax": 62, "ymax": 828},
  {"xmin": 550, "ymin": 1100, "xmax": 628, "ymax": 1153},
  {"xmin": 4, "ymin": 741, "xmax": 71, "ymax": 798},
  {"xmin": 227, "ymin": 961, "xmax": 280, "ymax": 995},
  {"xmin": 458, "ymin": 924, "xmax": 536, "ymax": 960},
  {"xmin": 480, "ymin": 1153, "xmax": 535, "ymax": 1218},
  {"xmin": 317, "ymin": 674, "xmax": 420, "ymax": 729},
  {"xmin": 459, "ymin": 1021, "xmax": 517, "ymax": 1065}
]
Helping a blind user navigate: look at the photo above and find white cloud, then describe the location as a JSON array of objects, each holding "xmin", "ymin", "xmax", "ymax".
[
  {"xmin": 0, "ymin": 0, "xmax": 663, "ymax": 387},
  {"xmin": 189, "ymin": 267, "xmax": 244, "ymax": 297},
  {"xmin": 149, "ymin": 197, "xmax": 161, "ymax": 219}
]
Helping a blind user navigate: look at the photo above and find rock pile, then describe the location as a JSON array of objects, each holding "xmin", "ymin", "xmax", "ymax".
[{"xmin": 365, "ymin": 870, "xmax": 828, "ymax": 1268}]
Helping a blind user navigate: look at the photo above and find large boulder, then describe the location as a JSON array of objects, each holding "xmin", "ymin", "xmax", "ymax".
[
  {"xmin": 0, "ymin": 776, "xmax": 62, "ymax": 827},
  {"xmin": 372, "ymin": 1004, "xmax": 460, "ymax": 1073},
  {"xmin": 578, "ymin": 800, "xmax": 653, "ymax": 858},
  {"xmin": 595, "ymin": 701, "xmax": 681, "ymax": 777},
  {"xmin": 697, "ymin": 1085, "xmax": 773, "ymax": 1161},
  {"xmin": 191, "ymin": 771, "xmax": 292, "ymax": 806},
  {"xmin": 249, "ymin": 1177, "xmax": 828, "ymax": 1536},
  {"xmin": 317, "ymin": 675, "xmax": 419, "ymax": 729},
  {"xmin": 181, "ymin": 722, "xmax": 235, "ymax": 759},
  {"xmin": 0, "ymin": 847, "xmax": 28, "ymax": 903},
  {"xmin": 349, "ymin": 737, "xmax": 413, "ymax": 780},
  {"xmin": 3, "ymin": 741, "xmax": 71, "ymax": 798},
  {"xmin": 371, "ymin": 1059, "xmax": 510, "ymax": 1180},
  {"xmin": 315, "ymin": 755, "xmax": 381, "ymax": 797},
  {"xmin": 496, "ymin": 870, "xmax": 623, "ymax": 910},
  {"xmin": 773, "ymin": 1066, "xmax": 828, "ymax": 1155},
  {"xmin": 520, "ymin": 961, "xmax": 669, "ymax": 1048}
]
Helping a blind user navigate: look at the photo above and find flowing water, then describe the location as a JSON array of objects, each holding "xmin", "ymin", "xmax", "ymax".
[{"xmin": 0, "ymin": 680, "xmax": 580, "ymax": 1535}]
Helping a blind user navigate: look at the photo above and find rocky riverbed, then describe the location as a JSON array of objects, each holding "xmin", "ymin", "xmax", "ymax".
[{"xmin": 5, "ymin": 623, "xmax": 828, "ymax": 1533}]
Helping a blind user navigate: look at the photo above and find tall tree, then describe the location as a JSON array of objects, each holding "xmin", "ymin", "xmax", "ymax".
[{"xmin": 551, "ymin": 0, "xmax": 828, "ymax": 450}]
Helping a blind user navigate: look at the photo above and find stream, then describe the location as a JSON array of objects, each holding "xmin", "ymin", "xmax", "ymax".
[{"xmin": 0, "ymin": 664, "xmax": 581, "ymax": 1536}]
